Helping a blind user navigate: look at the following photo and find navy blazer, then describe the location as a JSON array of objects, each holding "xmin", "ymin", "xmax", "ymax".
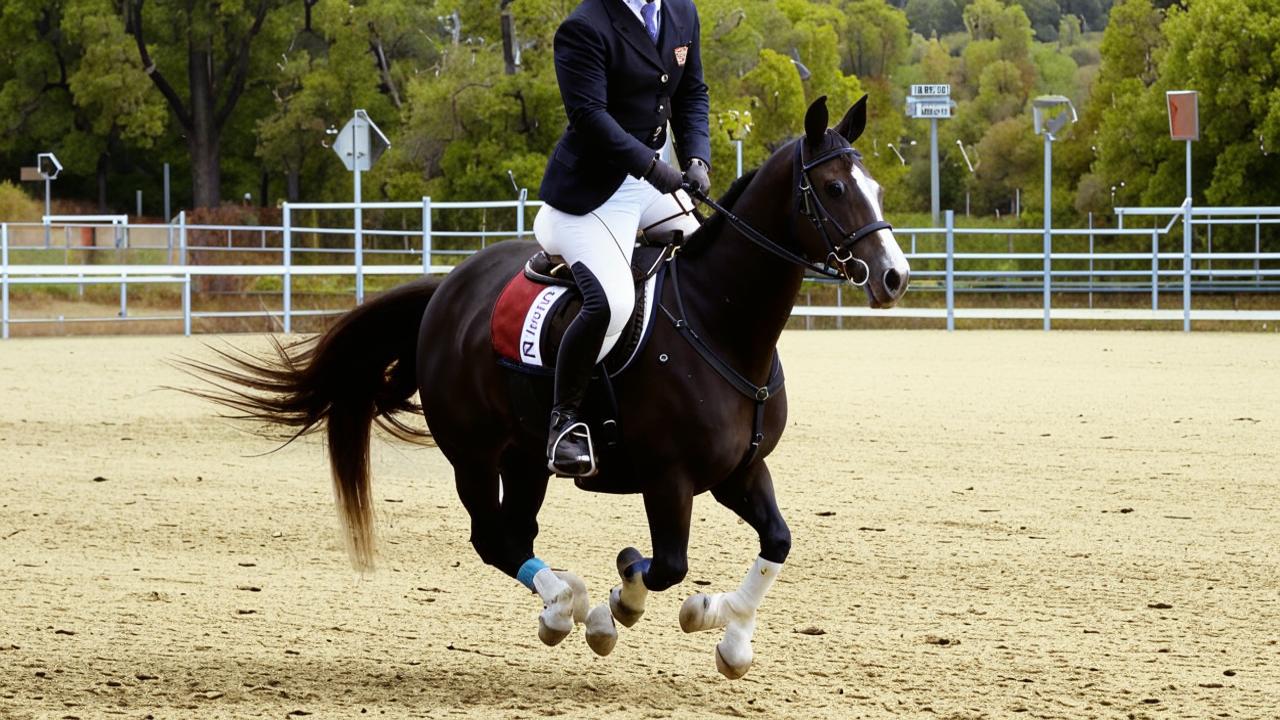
[{"xmin": 539, "ymin": 0, "xmax": 711, "ymax": 215}]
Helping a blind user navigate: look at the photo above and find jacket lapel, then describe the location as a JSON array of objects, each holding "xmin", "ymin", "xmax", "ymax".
[{"xmin": 602, "ymin": 0, "xmax": 666, "ymax": 73}]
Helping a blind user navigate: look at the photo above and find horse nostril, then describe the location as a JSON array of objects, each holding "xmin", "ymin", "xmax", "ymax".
[{"xmin": 884, "ymin": 268, "xmax": 902, "ymax": 294}]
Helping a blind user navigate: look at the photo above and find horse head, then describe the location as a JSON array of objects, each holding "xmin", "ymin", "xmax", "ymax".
[{"xmin": 793, "ymin": 95, "xmax": 910, "ymax": 308}]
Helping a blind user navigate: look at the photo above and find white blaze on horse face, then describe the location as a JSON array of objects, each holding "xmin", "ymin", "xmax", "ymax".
[
  {"xmin": 851, "ymin": 164, "xmax": 910, "ymax": 291},
  {"xmin": 851, "ymin": 165, "xmax": 885, "ymax": 223}
]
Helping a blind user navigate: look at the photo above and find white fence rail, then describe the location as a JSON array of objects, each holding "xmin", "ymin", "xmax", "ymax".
[{"xmin": 3, "ymin": 197, "xmax": 1279, "ymax": 339}]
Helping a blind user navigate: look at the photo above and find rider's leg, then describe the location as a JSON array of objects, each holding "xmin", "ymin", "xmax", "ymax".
[{"xmin": 533, "ymin": 178, "xmax": 650, "ymax": 476}]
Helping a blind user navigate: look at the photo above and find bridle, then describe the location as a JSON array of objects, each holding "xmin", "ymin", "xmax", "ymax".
[{"xmin": 689, "ymin": 132, "xmax": 892, "ymax": 285}]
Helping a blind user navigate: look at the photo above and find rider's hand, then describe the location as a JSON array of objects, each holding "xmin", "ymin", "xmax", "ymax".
[
  {"xmin": 683, "ymin": 158, "xmax": 710, "ymax": 195},
  {"xmin": 644, "ymin": 158, "xmax": 684, "ymax": 194}
]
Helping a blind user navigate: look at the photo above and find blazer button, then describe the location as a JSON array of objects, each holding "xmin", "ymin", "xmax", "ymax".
[
  {"xmin": 658, "ymin": 104, "xmax": 665, "ymax": 113},
  {"xmin": 660, "ymin": 73, "xmax": 670, "ymax": 84}
]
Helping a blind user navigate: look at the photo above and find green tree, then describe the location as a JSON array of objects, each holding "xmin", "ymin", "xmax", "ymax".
[
  {"xmin": 121, "ymin": 0, "xmax": 293, "ymax": 207},
  {"xmin": 841, "ymin": 0, "xmax": 910, "ymax": 79},
  {"xmin": 0, "ymin": 0, "xmax": 166, "ymax": 209}
]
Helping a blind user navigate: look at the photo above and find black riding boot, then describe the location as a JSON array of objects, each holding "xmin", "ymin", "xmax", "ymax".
[{"xmin": 548, "ymin": 262, "xmax": 611, "ymax": 477}]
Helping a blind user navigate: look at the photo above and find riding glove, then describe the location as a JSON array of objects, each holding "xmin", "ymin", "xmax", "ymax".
[
  {"xmin": 644, "ymin": 158, "xmax": 685, "ymax": 194},
  {"xmin": 684, "ymin": 157, "xmax": 711, "ymax": 195}
]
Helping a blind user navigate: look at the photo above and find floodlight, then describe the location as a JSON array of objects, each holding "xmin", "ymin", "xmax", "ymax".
[
  {"xmin": 37, "ymin": 152, "xmax": 62, "ymax": 180},
  {"xmin": 1033, "ymin": 96, "xmax": 1077, "ymax": 137}
]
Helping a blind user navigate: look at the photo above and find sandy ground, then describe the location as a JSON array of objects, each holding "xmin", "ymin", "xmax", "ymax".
[{"xmin": 1, "ymin": 331, "xmax": 1278, "ymax": 720}]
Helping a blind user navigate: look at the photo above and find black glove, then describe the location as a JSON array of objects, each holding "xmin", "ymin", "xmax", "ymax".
[
  {"xmin": 683, "ymin": 158, "xmax": 710, "ymax": 195},
  {"xmin": 644, "ymin": 158, "xmax": 684, "ymax": 194}
]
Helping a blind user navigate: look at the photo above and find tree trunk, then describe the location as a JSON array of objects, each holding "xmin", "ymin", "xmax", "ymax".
[
  {"xmin": 96, "ymin": 154, "xmax": 109, "ymax": 213},
  {"xmin": 286, "ymin": 168, "xmax": 300, "ymax": 202},
  {"xmin": 188, "ymin": 45, "xmax": 221, "ymax": 207}
]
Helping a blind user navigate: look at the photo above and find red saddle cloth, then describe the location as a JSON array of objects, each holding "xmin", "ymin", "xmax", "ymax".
[{"xmin": 490, "ymin": 273, "xmax": 572, "ymax": 368}]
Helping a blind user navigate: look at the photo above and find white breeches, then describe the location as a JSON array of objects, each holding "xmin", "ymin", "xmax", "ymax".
[{"xmin": 534, "ymin": 177, "xmax": 698, "ymax": 352}]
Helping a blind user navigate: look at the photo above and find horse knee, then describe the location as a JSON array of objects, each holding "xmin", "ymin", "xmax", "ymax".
[
  {"xmin": 760, "ymin": 523, "xmax": 791, "ymax": 564},
  {"xmin": 642, "ymin": 556, "xmax": 688, "ymax": 592}
]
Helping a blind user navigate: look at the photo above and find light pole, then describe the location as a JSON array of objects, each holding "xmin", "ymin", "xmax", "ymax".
[
  {"xmin": 1032, "ymin": 96, "xmax": 1077, "ymax": 331},
  {"xmin": 956, "ymin": 139, "xmax": 977, "ymax": 216},
  {"xmin": 36, "ymin": 153, "xmax": 62, "ymax": 248},
  {"xmin": 718, "ymin": 110, "xmax": 753, "ymax": 179}
]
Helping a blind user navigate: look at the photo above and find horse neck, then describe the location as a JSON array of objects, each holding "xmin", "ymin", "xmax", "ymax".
[{"xmin": 677, "ymin": 156, "xmax": 807, "ymax": 381}]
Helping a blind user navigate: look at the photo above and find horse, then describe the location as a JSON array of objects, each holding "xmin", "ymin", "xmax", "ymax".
[{"xmin": 189, "ymin": 95, "xmax": 909, "ymax": 679}]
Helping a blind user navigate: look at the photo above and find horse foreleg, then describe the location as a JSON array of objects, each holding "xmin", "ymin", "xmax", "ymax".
[
  {"xmin": 608, "ymin": 482, "xmax": 693, "ymax": 624},
  {"xmin": 680, "ymin": 462, "xmax": 790, "ymax": 679}
]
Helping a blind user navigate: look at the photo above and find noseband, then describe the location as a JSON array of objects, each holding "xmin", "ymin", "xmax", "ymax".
[
  {"xmin": 795, "ymin": 136, "xmax": 893, "ymax": 285},
  {"xmin": 689, "ymin": 134, "xmax": 892, "ymax": 285}
]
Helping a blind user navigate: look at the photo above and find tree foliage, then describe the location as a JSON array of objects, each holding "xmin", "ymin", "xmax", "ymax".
[{"xmin": 9, "ymin": 0, "xmax": 1280, "ymax": 231}]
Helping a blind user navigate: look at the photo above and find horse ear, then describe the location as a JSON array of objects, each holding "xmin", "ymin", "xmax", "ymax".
[
  {"xmin": 835, "ymin": 94, "xmax": 869, "ymax": 144},
  {"xmin": 804, "ymin": 95, "xmax": 829, "ymax": 148}
]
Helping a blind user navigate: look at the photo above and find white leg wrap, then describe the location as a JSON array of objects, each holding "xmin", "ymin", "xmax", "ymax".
[
  {"xmin": 679, "ymin": 557, "xmax": 782, "ymax": 679},
  {"xmin": 534, "ymin": 568, "xmax": 574, "ymax": 646},
  {"xmin": 609, "ymin": 563, "xmax": 649, "ymax": 627},
  {"xmin": 553, "ymin": 570, "xmax": 590, "ymax": 625}
]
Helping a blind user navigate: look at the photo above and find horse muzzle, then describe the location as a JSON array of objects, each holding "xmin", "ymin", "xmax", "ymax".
[{"xmin": 861, "ymin": 231, "xmax": 911, "ymax": 309}]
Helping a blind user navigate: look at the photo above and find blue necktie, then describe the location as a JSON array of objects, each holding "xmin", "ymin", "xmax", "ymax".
[{"xmin": 641, "ymin": 2, "xmax": 658, "ymax": 44}]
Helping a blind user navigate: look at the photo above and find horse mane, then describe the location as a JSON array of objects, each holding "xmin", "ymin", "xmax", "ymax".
[{"xmin": 683, "ymin": 167, "xmax": 760, "ymax": 255}]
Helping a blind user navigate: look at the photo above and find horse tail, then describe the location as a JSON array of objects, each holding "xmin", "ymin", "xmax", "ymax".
[{"xmin": 181, "ymin": 277, "xmax": 439, "ymax": 572}]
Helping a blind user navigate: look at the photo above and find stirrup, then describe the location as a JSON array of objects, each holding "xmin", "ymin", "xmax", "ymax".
[{"xmin": 548, "ymin": 419, "xmax": 598, "ymax": 478}]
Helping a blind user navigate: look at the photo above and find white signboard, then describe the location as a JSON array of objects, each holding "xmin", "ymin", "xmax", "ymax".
[
  {"xmin": 910, "ymin": 84, "xmax": 951, "ymax": 97},
  {"xmin": 910, "ymin": 102, "xmax": 952, "ymax": 119},
  {"xmin": 331, "ymin": 111, "xmax": 390, "ymax": 172}
]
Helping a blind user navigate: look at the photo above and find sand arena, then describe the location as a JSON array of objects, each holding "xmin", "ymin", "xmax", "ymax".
[{"xmin": 1, "ymin": 330, "xmax": 1277, "ymax": 719}]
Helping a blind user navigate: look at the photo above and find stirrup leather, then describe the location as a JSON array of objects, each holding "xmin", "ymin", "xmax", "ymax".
[{"xmin": 548, "ymin": 419, "xmax": 598, "ymax": 478}]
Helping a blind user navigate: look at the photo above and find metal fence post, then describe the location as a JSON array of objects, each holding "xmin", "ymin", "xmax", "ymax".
[
  {"xmin": 1087, "ymin": 212, "xmax": 1094, "ymax": 309},
  {"xmin": 283, "ymin": 204, "xmax": 293, "ymax": 334},
  {"xmin": 422, "ymin": 196, "xmax": 432, "ymax": 274},
  {"xmin": 1183, "ymin": 200, "xmax": 1192, "ymax": 332},
  {"xmin": 1256, "ymin": 214, "xmax": 1262, "ymax": 283},
  {"xmin": 2, "ymin": 223, "xmax": 9, "ymax": 340},
  {"xmin": 517, "ymin": 188, "xmax": 528, "ymax": 241},
  {"xmin": 835, "ymin": 284, "xmax": 843, "ymax": 330},
  {"xmin": 1151, "ymin": 229, "xmax": 1159, "ymax": 311},
  {"xmin": 945, "ymin": 210, "xmax": 955, "ymax": 331},
  {"xmin": 180, "ymin": 211, "xmax": 190, "ymax": 336}
]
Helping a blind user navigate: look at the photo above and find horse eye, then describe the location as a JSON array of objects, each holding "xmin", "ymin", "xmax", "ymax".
[{"xmin": 827, "ymin": 181, "xmax": 845, "ymax": 198}]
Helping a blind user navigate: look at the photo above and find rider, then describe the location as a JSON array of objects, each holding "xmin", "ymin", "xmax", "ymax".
[{"xmin": 535, "ymin": 0, "xmax": 711, "ymax": 477}]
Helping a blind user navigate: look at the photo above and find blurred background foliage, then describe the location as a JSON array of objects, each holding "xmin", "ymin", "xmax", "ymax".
[{"xmin": 2, "ymin": 0, "xmax": 1277, "ymax": 226}]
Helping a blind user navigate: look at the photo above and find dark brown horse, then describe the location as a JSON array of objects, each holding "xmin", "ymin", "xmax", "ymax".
[{"xmin": 191, "ymin": 96, "xmax": 909, "ymax": 679}]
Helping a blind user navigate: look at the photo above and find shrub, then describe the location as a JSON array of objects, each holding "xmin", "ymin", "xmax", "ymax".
[{"xmin": 0, "ymin": 181, "xmax": 42, "ymax": 222}]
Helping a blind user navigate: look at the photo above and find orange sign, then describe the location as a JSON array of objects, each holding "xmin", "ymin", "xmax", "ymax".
[
  {"xmin": 1167, "ymin": 91, "xmax": 1199, "ymax": 141},
  {"xmin": 19, "ymin": 166, "xmax": 41, "ymax": 182}
]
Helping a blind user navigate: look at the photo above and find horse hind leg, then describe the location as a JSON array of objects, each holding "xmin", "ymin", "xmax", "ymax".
[
  {"xmin": 495, "ymin": 452, "xmax": 616, "ymax": 655},
  {"xmin": 679, "ymin": 462, "xmax": 790, "ymax": 679}
]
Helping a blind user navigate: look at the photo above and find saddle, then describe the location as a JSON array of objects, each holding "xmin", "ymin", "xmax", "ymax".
[{"xmin": 490, "ymin": 231, "xmax": 688, "ymax": 492}]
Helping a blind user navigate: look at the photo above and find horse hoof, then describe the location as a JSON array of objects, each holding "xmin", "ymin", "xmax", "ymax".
[
  {"xmin": 679, "ymin": 593, "xmax": 712, "ymax": 633},
  {"xmin": 609, "ymin": 584, "xmax": 644, "ymax": 628},
  {"xmin": 554, "ymin": 571, "xmax": 590, "ymax": 625},
  {"xmin": 715, "ymin": 642, "xmax": 752, "ymax": 680},
  {"xmin": 538, "ymin": 613, "xmax": 572, "ymax": 647},
  {"xmin": 585, "ymin": 604, "xmax": 618, "ymax": 657}
]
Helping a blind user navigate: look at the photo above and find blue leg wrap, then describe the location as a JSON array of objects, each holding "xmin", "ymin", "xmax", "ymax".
[
  {"xmin": 623, "ymin": 557, "xmax": 651, "ymax": 582},
  {"xmin": 517, "ymin": 557, "xmax": 549, "ymax": 591}
]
